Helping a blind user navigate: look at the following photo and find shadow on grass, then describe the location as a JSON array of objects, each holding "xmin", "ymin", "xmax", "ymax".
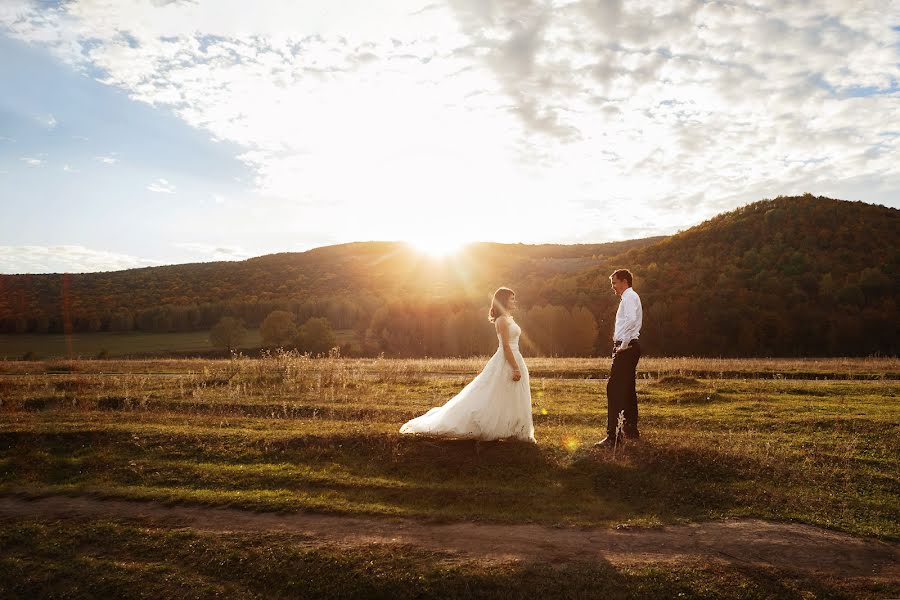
[
  {"xmin": 0, "ymin": 520, "xmax": 886, "ymax": 600},
  {"xmin": 576, "ymin": 443, "xmax": 751, "ymax": 517},
  {"xmin": 266, "ymin": 435, "xmax": 761, "ymax": 524},
  {"xmin": 0, "ymin": 428, "xmax": 887, "ymax": 535}
]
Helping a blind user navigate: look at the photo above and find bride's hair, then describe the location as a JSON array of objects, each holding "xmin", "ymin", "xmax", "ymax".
[{"xmin": 489, "ymin": 287, "xmax": 515, "ymax": 322}]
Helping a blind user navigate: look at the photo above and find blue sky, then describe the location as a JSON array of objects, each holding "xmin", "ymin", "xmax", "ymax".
[
  {"xmin": 1, "ymin": 0, "xmax": 898, "ymax": 273},
  {"xmin": 1, "ymin": 34, "xmax": 258, "ymax": 269}
]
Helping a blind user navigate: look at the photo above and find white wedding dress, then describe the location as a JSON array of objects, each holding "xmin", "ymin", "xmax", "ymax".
[{"xmin": 400, "ymin": 315, "xmax": 535, "ymax": 442}]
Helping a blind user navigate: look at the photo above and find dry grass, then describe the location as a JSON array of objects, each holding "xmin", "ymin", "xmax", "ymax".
[
  {"xmin": 1, "ymin": 355, "xmax": 898, "ymax": 598},
  {"xmin": 3, "ymin": 353, "xmax": 898, "ymax": 378},
  {"xmin": 1, "ymin": 355, "xmax": 897, "ymax": 539}
]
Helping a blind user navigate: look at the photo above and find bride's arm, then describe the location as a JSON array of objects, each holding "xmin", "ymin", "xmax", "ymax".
[{"xmin": 496, "ymin": 317, "xmax": 522, "ymax": 381}]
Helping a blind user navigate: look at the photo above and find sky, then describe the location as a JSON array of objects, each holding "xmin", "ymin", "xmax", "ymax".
[{"xmin": 1, "ymin": 0, "xmax": 898, "ymax": 274}]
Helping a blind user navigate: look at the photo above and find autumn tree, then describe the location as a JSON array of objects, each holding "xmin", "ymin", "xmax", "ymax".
[
  {"xmin": 296, "ymin": 317, "xmax": 336, "ymax": 355},
  {"xmin": 260, "ymin": 310, "xmax": 298, "ymax": 348},
  {"xmin": 568, "ymin": 306, "xmax": 599, "ymax": 356},
  {"xmin": 444, "ymin": 308, "xmax": 496, "ymax": 357},
  {"xmin": 209, "ymin": 317, "xmax": 247, "ymax": 353}
]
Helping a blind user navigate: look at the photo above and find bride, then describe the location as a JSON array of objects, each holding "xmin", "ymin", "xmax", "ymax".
[{"xmin": 400, "ymin": 287, "xmax": 535, "ymax": 442}]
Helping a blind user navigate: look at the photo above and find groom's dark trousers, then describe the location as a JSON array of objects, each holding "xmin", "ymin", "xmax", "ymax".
[{"xmin": 606, "ymin": 340, "xmax": 641, "ymax": 440}]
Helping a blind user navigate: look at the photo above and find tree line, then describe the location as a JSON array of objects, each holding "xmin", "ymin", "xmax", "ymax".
[
  {"xmin": 205, "ymin": 301, "xmax": 600, "ymax": 358},
  {"xmin": 2, "ymin": 196, "xmax": 897, "ymax": 357}
]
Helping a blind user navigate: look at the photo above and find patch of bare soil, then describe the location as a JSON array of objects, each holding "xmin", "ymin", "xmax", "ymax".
[{"xmin": 1, "ymin": 494, "xmax": 896, "ymax": 581}]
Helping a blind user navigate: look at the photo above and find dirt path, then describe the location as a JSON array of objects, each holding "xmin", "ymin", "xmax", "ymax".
[{"xmin": 1, "ymin": 494, "xmax": 897, "ymax": 580}]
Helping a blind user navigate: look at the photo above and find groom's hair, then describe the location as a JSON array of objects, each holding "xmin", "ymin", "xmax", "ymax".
[
  {"xmin": 609, "ymin": 269, "xmax": 633, "ymax": 287},
  {"xmin": 489, "ymin": 287, "xmax": 515, "ymax": 322}
]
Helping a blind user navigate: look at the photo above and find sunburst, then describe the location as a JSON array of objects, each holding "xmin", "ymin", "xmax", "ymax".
[{"xmin": 406, "ymin": 234, "xmax": 469, "ymax": 258}]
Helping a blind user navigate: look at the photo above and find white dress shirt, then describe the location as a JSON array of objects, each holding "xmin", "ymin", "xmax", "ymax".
[{"xmin": 613, "ymin": 287, "xmax": 642, "ymax": 343}]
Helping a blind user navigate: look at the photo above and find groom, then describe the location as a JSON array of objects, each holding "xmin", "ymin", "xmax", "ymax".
[{"xmin": 595, "ymin": 268, "xmax": 643, "ymax": 449}]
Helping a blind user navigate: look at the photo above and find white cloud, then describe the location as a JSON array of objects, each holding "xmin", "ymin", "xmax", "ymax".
[
  {"xmin": 173, "ymin": 242, "xmax": 251, "ymax": 261},
  {"xmin": 36, "ymin": 113, "xmax": 57, "ymax": 128},
  {"xmin": 0, "ymin": 244, "xmax": 162, "ymax": 274},
  {"xmin": 1, "ymin": 0, "xmax": 897, "ymax": 246},
  {"xmin": 147, "ymin": 178, "xmax": 175, "ymax": 193},
  {"xmin": 21, "ymin": 156, "xmax": 44, "ymax": 166},
  {"xmin": 95, "ymin": 155, "xmax": 119, "ymax": 164},
  {"xmin": 62, "ymin": 163, "xmax": 79, "ymax": 172},
  {"xmin": 0, "ymin": 136, "xmax": 15, "ymax": 142}
]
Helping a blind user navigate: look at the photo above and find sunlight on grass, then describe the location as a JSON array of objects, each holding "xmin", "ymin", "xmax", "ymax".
[{"xmin": 1, "ymin": 356, "xmax": 898, "ymax": 539}]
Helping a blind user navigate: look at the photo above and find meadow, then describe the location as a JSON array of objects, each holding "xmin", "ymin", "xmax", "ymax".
[
  {"xmin": 0, "ymin": 329, "xmax": 361, "ymax": 360},
  {"xmin": 0, "ymin": 330, "xmax": 264, "ymax": 359},
  {"xmin": 1, "ymin": 355, "xmax": 898, "ymax": 599}
]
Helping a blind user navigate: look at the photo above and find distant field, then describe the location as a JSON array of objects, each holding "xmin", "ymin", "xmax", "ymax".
[
  {"xmin": 0, "ymin": 329, "xmax": 361, "ymax": 359},
  {"xmin": 1, "ymin": 356, "xmax": 898, "ymax": 598}
]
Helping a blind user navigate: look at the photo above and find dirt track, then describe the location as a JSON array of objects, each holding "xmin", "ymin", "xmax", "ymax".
[{"xmin": 1, "ymin": 494, "xmax": 897, "ymax": 581}]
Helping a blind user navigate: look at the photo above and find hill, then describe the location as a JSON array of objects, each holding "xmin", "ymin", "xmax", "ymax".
[
  {"xmin": 569, "ymin": 195, "xmax": 898, "ymax": 356},
  {"xmin": 0, "ymin": 237, "xmax": 658, "ymax": 335},
  {"xmin": 1, "ymin": 195, "xmax": 897, "ymax": 357}
]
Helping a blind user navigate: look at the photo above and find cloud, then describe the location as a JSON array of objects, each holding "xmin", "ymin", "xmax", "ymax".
[
  {"xmin": 0, "ymin": 244, "xmax": 162, "ymax": 274},
  {"xmin": 146, "ymin": 177, "xmax": 175, "ymax": 193},
  {"xmin": 95, "ymin": 155, "xmax": 119, "ymax": 164},
  {"xmin": 173, "ymin": 242, "xmax": 252, "ymax": 261},
  {"xmin": 62, "ymin": 163, "xmax": 79, "ymax": 172},
  {"xmin": 0, "ymin": 136, "xmax": 15, "ymax": 142},
  {"xmin": 37, "ymin": 113, "xmax": 57, "ymax": 128},
  {"xmin": 1, "ymin": 0, "xmax": 897, "ymax": 247},
  {"xmin": 21, "ymin": 156, "xmax": 44, "ymax": 166},
  {"xmin": 443, "ymin": 1, "xmax": 900, "ymax": 209}
]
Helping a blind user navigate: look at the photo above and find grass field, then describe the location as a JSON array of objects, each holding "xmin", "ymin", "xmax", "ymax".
[
  {"xmin": 0, "ymin": 330, "xmax": 264, "ymax": 359},
  {"xmin": 0, "ymin": 329, "xmax": 360, "ymax": 359},
  {"xmin": 1, "ymin": 355, "xmax": 898, "ymax": 598}
]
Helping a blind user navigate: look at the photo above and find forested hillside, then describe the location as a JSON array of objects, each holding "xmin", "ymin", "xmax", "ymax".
[
  {"xmin": 1, "ymin": 195, "xmax": 896, "ymax": 357},
  {"xmin": 574, "ymin": 195, "xmax": 898, "ymax": 356},
  {"xmin": 360, "ymin": 195, "xmax": 897, "ymax": 357},
  {"xmin": 0, "ymin": 238, "xmax": 657, "ymax": 345}
]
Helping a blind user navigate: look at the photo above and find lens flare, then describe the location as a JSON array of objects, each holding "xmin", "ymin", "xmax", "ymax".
[{"xmin": 562, "ymin": 435, "xmax": 580, "ymax": 452}]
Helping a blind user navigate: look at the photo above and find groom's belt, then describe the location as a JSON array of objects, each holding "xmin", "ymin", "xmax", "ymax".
[{"xmin": 614, "ymin": 339, "xmax": 639, "ymax": 347}]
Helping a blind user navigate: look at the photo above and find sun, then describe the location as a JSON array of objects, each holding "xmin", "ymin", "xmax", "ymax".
[{"xmin": 406, "ymin": 234, "xmax": 469, "ymax": 258}]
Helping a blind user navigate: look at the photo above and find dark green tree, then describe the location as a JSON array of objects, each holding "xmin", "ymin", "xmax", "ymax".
[
  {"xmin": 209, "ymin": 317, "xmax": 247, "ymax": 353},
  {"xmin": 260, "ymin": 310, "xmax": 298, "ymax": 348},
  {"xmin": 297, "ymin": 317, "xmax": 336, "ymax": 356}
]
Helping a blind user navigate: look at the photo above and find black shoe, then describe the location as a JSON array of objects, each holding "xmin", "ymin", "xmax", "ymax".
[{"xmin": 593, "ymin": 437, "xmax": 617, "ymax": 449}]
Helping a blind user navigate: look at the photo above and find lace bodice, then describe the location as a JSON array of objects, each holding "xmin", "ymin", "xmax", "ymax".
[{"xmin": 496, "ymin": 316, "xmax": 521, "ymax": 349}]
